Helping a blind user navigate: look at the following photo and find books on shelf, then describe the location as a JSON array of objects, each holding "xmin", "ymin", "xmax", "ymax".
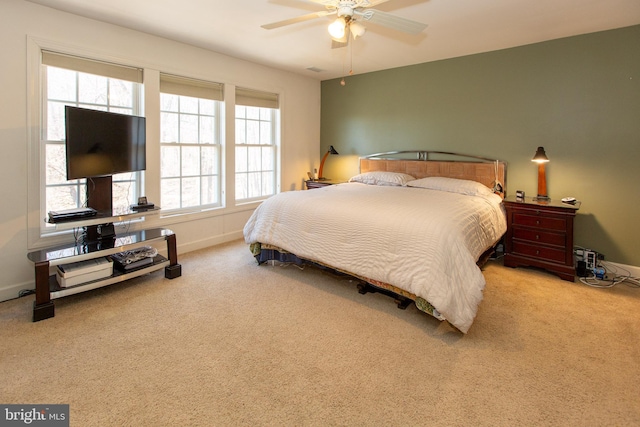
[{"xmin": 56, "ymin": 257, "xmax": 113, "ymax": 288}]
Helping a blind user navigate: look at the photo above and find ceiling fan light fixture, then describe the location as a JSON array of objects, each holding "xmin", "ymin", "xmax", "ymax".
[
  {"xmin": 350, "ymin": 21, "xmax": 366, "ymax": 39},
  {"xmin": 328, "ymin": 17, "xmax": 346, "ymax": 39}
]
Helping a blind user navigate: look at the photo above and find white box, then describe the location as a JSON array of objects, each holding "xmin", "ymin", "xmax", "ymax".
[{"xmin": 56, "ymin": 257, "xmax": 113, "ymax": 288}]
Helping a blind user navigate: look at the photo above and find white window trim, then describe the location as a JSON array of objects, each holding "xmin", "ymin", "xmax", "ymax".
[
  {"xmin": 159, "ymin": 73, "xmax": 225, "ymax": 213},
  {"xmin": 233, "ymin": 87, "xmax": 281, "ymax": 204}
]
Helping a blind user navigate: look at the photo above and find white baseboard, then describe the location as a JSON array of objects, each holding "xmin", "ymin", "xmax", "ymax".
[
  {"xmin": 178, "ymin": 230, "xmax": 244, "ymax": 255},
  {"xmin": 602, "ymin": 261, "xmax": 640, "ymax": 279},
  {"xmin": 0, "ymin": 281, "xmax": 34, "ymax": 303}
]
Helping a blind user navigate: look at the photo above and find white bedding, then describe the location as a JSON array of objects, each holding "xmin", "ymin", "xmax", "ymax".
[{"xmin": 243, "ymin": 182, "xmax": 507, "ymax": 333}]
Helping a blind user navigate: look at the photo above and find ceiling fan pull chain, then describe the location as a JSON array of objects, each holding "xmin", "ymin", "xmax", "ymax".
[{"xmin": 349, "ymin": 36, "xmax": 353, "ymax": 75}]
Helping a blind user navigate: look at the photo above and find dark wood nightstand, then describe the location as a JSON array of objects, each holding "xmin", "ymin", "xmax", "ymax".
[
  {"xmin": 503, "ymin": 196, "xmax": 581, "ymax": 282},
  {"xmin": 305, "ymin": 180, "xmax": 341, "ymax": 190}
]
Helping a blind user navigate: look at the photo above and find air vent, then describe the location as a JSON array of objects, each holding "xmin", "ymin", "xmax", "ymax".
[{"xmin": 306, "ymin": 66, "xmax": 324, "ymax": 73}]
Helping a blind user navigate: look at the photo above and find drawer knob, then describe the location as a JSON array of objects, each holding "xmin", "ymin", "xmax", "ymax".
[
  {"xmin": 536, "ymin": 250, "xmax": 540, "ymax": 255},
  {"xmin": 536, "ymin": 220, "xmax": 540, "ymax": 225},
  {"xmin": 536, "ymin": 235, "xmax": 540, "ymax": 240}
]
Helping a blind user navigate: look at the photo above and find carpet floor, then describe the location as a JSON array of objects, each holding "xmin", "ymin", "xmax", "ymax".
[{"xmin": 1, "ymin": 239, "xmax": 639, "ymax": 426}]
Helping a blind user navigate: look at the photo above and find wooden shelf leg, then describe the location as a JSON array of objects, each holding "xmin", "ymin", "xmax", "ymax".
[
  {"xmin": 33, "ymin": 260, "xmax": 54, "ymax": 321},
  {"xmin": 164, "ymin": 233, "xmax": 182, "ymax": 279}
]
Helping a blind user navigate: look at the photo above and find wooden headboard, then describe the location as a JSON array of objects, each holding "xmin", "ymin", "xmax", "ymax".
[{"xmin": 359, "ymin": 151, "xmax": 507, "ymax": 196}]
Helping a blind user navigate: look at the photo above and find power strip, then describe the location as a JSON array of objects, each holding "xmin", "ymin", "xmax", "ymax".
[{"xmin": 584, "ymin": 250, "xmax": 597, "ymax": 270}]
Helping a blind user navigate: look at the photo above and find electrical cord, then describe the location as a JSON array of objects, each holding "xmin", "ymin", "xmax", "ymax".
[
  {"xmin": 580, "ymin": 274, "xmax": 620, "ymax": 288},
  {"xmin": 602, "ymin": 260, "xmax": 640, "ymax": 288},
  {"xmin": 579, "ymin": 260, "xmax": 640, "ymax": 289},
  {"xmin": 122, "ymin": 218, "xmax": 132, "ymax": 234}
]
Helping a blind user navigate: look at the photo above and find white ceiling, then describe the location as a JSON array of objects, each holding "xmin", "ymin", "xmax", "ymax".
[{"xmin": 25, "ymin": 0, "xmax": 640, "ymax": 80}]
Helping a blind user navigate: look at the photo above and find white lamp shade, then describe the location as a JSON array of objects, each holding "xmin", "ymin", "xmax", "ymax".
[
  {"xmin": 350, "ymin": 21, "xmax": 366, "ymax": 39},
  {"xmin": 328, "ymin": 18, "xmax": 346, "ymax": 39}
]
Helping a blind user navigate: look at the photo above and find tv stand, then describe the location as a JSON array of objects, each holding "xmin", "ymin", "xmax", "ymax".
[
  {"xmin": 28, "ymin": 228, "xmax": 181, "ymax": 321},
  {"xmin": 86, "ymin": 175, "xmax": 113, "ymax": 214}
]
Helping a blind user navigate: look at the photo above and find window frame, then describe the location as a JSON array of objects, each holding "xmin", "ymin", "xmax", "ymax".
[
  {"xmin": 39, "ymin": 63, "xmax": 144, "ymax": 235},
  {"xmin": 26, "ymin": 39, "xmax": 147, "ymax": 248},
  {"xmin": 41, "ymin": 65, "xmax": 145, "ymax": 224},
  {"xmin": 159, "ymin": 91, "xmax": 223, "ymax": 213},
  {"xmin": 234, "ymin": 87, "xmax": 281, "ymax": 204}
]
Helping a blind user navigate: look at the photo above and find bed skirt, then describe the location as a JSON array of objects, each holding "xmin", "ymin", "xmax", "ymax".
[{"xmin": 249, "ymin": 242, "xmax": 447, "ymax": 324}]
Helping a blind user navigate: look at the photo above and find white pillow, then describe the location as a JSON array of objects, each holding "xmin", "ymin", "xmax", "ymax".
[
  {"xmin": 406, "ymin": 176, "xmax": 494, "ymax": 196},
  {"xmin": 348, "ymin": 171, "xmax": 416, "ymax": 186}
]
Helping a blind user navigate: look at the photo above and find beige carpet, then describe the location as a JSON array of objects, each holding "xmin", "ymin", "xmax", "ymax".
[{"xmin": 1, "ymin": 239, "xmax": 639, "ymax": 426}]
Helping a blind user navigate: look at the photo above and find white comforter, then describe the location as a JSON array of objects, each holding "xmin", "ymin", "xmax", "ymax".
[{"xmin": 243, "ymin": 183, "xmax": 506, "ymax": 333}]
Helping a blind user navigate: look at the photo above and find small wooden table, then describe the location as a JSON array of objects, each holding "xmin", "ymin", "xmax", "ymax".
[{"xmin": 503, "ymin": 196, "xmax": 580, "ymax": 281}]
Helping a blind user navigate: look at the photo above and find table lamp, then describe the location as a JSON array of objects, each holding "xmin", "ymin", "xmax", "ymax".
[
  {"xmin": 532, "ymin": 146, "xmax": 550, "ymax": 201},
  {"xmin": 317, "ymin": 145, "xmax": 339, "ymax": 180}
]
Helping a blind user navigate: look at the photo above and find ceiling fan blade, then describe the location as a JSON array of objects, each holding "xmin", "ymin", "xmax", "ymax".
[
  {"xmin": 306, "ymin": 0, "xmax": 338, "ymax": 6},
  {"xmin": 354, "ymin": 9, "xmax": 427, "ymax": 34},
  {"xmin": 306, "ymin": 0, "xmax": 389, "ymax": 7},
  {"xmin": 262, "ymin": 10, "xmax": 335, "ymax": 30},
  {"xmin": 360, "ymin": 0, "xmax": 391, "ymax": 7}
]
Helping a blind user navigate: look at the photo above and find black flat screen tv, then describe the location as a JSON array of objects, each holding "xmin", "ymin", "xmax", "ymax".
[{"xmin": 65, "ymin": 106, "xmax": 146, "ymax": 180}]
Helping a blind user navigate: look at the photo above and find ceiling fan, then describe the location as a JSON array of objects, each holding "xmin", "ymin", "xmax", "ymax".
[{"xmin": 261, "ymin": 0, "xmax": 428, "ymax": 48}]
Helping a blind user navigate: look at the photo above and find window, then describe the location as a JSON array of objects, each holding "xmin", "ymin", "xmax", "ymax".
[
  {"xmin": 235, "ymin": 87, "xmax": 280, "ymax": 202},
  {"xmin": 41, "ymin": 51, "xmax": 144, "ymax": 222},
  {"xmin": 160, "ymin": 74, "xmax": 223, "ymax": 211}
]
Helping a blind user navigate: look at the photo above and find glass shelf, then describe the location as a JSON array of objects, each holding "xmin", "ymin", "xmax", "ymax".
[
  {"xmin": 29, "ymin": 227, "xmax": 180, "ymax": 322},
  {"xmin": 28, "ymin": 228, "xmax": 173, "ymax": 266},
  {"xmin": 48, "ymin": 255, "xmax": 169, "ymax": 300},
  {"xmin": 45, "ymin": 206, "xmax": 160, "ymax": 231}
]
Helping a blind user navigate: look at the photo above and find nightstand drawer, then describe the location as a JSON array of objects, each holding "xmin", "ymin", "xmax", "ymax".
[
  {"xmin": 513, "ymin": 213, "xmax": 566, "ymax": 231},
  {"xmin": 512, "ymin": 227, "xmax": 566, "ymax": 247},
  {"xmin": 512, "ymin": 241, "xmax": 566, "ymax": 263}
]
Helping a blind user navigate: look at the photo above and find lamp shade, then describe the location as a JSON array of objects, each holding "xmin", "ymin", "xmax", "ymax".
[
  {"xmin": 532, "ymin": 146, "xmax": 549, "ymax": 163},
  {"xmin": 328, "ymin": 18, "xmax": 346, "ymax": 39},
  {"xmin": 350, "ymin": 21, "xmax": 366, "ymax": 39}
]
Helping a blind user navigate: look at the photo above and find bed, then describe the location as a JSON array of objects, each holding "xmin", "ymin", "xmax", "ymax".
[{"xmin": 243, "ymin": 151, "xmax": 507, "ymax": 333}]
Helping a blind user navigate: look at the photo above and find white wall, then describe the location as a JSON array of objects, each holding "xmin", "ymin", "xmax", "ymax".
[{"xmin": 0, "ymin": 0, "xmax": 320, "ymax": 302}]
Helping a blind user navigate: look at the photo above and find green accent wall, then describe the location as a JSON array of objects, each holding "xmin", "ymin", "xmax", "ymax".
[{"xmin": 321, "ymin": 25, "xmax": 640, "ymax": 266}]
